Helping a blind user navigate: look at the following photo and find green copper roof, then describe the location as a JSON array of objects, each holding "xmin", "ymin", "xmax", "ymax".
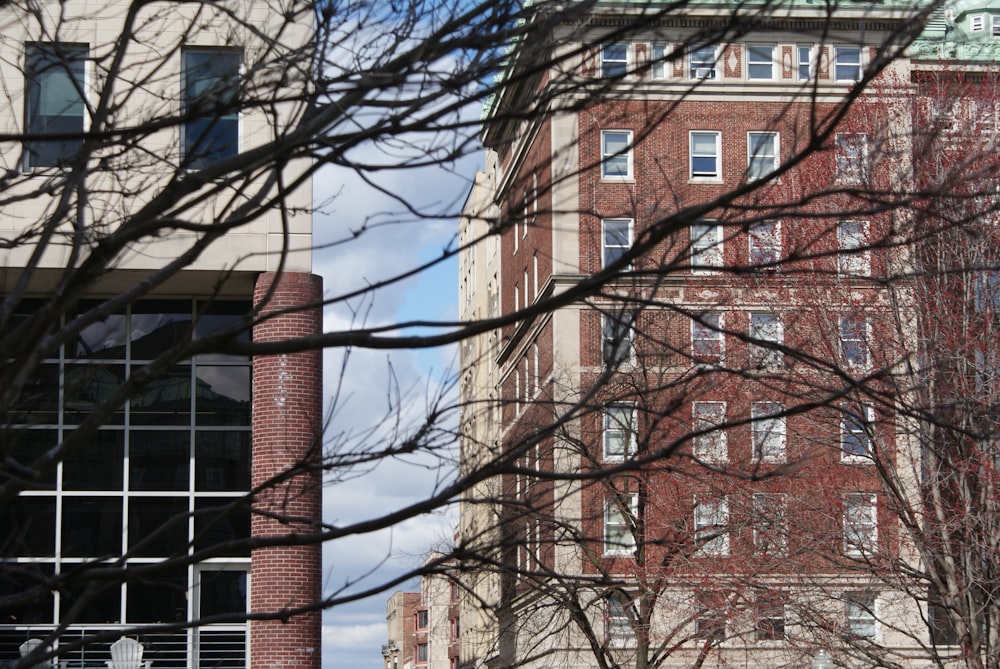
[{"xmin": 912, "ymin": 0, "xmax": 1000, "ymax": 62}]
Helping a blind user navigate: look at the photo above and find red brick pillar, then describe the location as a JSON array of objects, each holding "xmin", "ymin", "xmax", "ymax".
[{"xmin": 250, "ymin": 271, "xmax": 323, "ymax": 669}]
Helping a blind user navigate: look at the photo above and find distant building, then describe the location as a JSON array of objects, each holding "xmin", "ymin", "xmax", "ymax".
[{"xmin": 384, "ymin": 567, "xmax": 461, "ymax": 669}]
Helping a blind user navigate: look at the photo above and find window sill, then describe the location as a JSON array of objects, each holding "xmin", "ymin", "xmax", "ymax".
[
  {"xmin": 600, "ymin": 177, "xmax": 636, "ymax": 184},
  {"xmin": 603, "ymin": 550, "xmax": 636, "ymax": 558},
  {"xmin": 689, "ymin": 177, "xmax": 723, "ymax": 184},
  {"xmin": 841, "ymin": 454, "xmax": 874, "ymax": 464}
]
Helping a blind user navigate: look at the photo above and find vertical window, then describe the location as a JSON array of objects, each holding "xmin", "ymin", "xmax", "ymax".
[
  {"xmin": 689, "ymin": 45, "xmax": 717, "ymax": 79},
  {"xmin": 835, "ymin": 133, "xmax": 868, "ymax": 183},
  {"xmin": 834, "ymin": 46, "xmax": 862, "ymax": 81},
  {"xmin": 844, "ymin": 493, "xmax": 877, "ymax": 556},
  {"xmin": 747, "ymin": 132, "xmax": 779, "ymax": 180},
  {"xmin": 798, "ymin": 45, "xmax": 813, "ymax": 80},
  {"xmin": 692, "ymin": 401, "xmax": 727, "ymax": 463},
  {"xmin": 839, "ymin": 315, "xmax": 870, "ymax": 368},
  {"xmin": 601, "ymin": 130, "xmax": 633, "ymax": 179},
  {"xmin": 606, "ymin": 593, "xmax": 634, "ymax": 643},
  {"xmin": 602, "ymin": 310, "xmax": 635, "ymax": 366},
  {"xmin": 691, "ymin": 221, "xmax": 723, "ymax": 272},
  {"xmin": 749, "ymin": 313, "xmax": 783, "ymax": 369},
  {"xmin": 841, "ymin": 403, "xmax": 874, "ymax": 461},
  {"xmin": 992, "ymin": 15, "xmax": 1000, "ymax": 36},
  {"xmin": 184, "ymin": 48, "xmax": 240, "ymax": 168},
  {"xmin": 928, "ymin": 587, "xmax": 960, "ymax": 646},
  {"xmin": 694, "ymin": 495, "xmax": 729, "ymax": 557},
  {"xmin": 838, "ymin": 220, "xmax": 870, "ymax": 276},
  {"xmin": 746, "ymin": 44, "xmax": 775, "ymax": 80},
  {"xmin": 533, "ymin": 254, "xmax": 539, "ymax": 299},
  {"xmin": 751, "ymin": 402, "xmax": 785, "ymax": 463},
  {"xmin": 749, "ymin": 220, "xmax": 781, "ymax": 266},
  {"xmin": 752, "ymin": 492, "xmax": 787, "ymax": 555},
  {"xmin": 651, "ymin": 43, "xmax": 670, "ymax": 79},
  {"xmin": 602, "ymin": 218, "xmax": 633, "ymax": 268},
  {"xmin": 604, "ymin": 404, "xmax": 636, "ymax": 461},
  {"xmin": 845, "ymin": 593, "xmax": 876, "ymax": 638},
  {"xmin": 971, "ymin": 14, "xmax": 985, "ymax": 32},
  {"xmin": 604, "ymin": 493, "xmax": 638, "ymax": 554},
  {"xmin": 417, "ymin": 643, "xmax": 429, "ymax": 663},
  {"xmin": 691, "ymin": 312, "xmax": 723, "ymax": 360},
  {"xmin": 416, "ymin": 609, "xmax": 428, "ymax": 629},
  {"xmin": 690, "ymin": 131, "xmax": 721, "ymax": 179},
  {"xmin": 25, "ymin": 43, "xmax": 87, "ymax": 169},
  {"xmin": 602, "ymin": 43, "xmax": 628, "ymax": 78}
]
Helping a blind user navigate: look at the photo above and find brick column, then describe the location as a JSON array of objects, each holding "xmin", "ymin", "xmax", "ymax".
[{"xmin": 250, "ymin": 271, "xmax": 323, "ymax": 669}]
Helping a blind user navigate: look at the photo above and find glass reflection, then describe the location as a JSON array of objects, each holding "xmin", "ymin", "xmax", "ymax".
[
  {"xmin": 131, "ymin": 302, "xmax": 193, "ymax": 360},
  {"xmin": 64, "ymin": 364, "xmax": 125, "ymax": 425},
  {"xmin": 1, "ymin": 429, "xmax": 58, "ymax": 489},
  {"xmin": 195, "ymin": 366, "xmax": 250, "ymax": 426},
  {"xmin": 68, "ymin": 312, "xmax": 127, "ymax": 359},
  {"xmin": 130, "ymin": 365, "xmax": 192, "ymax": 425},
  {"xmin": 194, "ymin": 498, "xmax": 249, "ymax": 556},
  {"xmin": 196, "ymin": 432, "xmax": 250, "ymax": 491}
]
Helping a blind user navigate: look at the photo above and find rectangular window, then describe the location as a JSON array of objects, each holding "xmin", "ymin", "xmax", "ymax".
[
  {"xmin": 747, "ymin": 132, "xmax": 779, "ymax": 180},
  {"xmin": 602, "ymin": 310, "xmax": 635, "ymax": 366},
  {"xmin": 839, "ymin": 315, "xmax": 869, "ymax": 367},
  {"xmin": 992, "ymin": 15, "xmax": 1000, "ymax": 36},
  {"xmin": 838, "ymin": 220, "xmax": 870, "ymax": 276},
  {"xmin": 752, "ymin": 492, "xmax": 787, "ymax": 555},
  {"xmin": 602, "ymin": 43, "xmax": 628, "ymax": 78},
  {"xmin": 756, "ymin": 603, "xmax": 786, "ymax": 641},
  {"xmin": 750, "ymin": 313, "xmax": 783, "ymax": 369},
  {"xmin": 604, "ymin": 493, "xmax": 638, "ymax": 554},
  {"xmin": 749, "ymin": 219, "xmax": 781, "ymax": 267},
  {"xmin": 689, "ymin": 45, "xmax": 717, "ymax": 79},
  {"xmin": 746, "ymin": 44, "xmax": 775, "ymax": 80},
  {"xmin": 834, "ymin": 46, "xmax": 862, "ymax": 81},
  {"xmin": 971, "ymin": 14, "xmax": 985, "ymax": 31},
  {"xmin": 601, "ymin": 130, "xmax": 633, "ymax": 179},
  {"xmin": 695, "ymin": 608, "xmax": 727, "ymax": 642},
  {"xmin": 602, "ymin": 218, "xmax": 633, "ymax": 268},
  {"xmin": 845, "ymin": 593, "xmax": 876, "ymax": 638},
  {"xmin": 651, "ymin": 43, "xmax": 669, "ymax": 79},
  {"xmin": 183, "ymin": 48, "xmax": 240, "ymax": 168},
  {"xmin": 691, "ymin": 312, "xmax": 723, "ymax": 360},
  {"xmin": 841, "ymin": 403, "xmax": 874, "ymax": 461},
  {"xmin": 798, "ymin": 45, "xmax": 813, "ymax": 80},
  {"xmin": 751, "ymin": 402, "xmax": 785, "ymax": 463},
  {"xmin": 25, "ymin": 43, "xmax": 87, "ymax": 169},
  {"xmin": 835, "ymin": 133, "xmax": 868, "ymax": 183},
  {"xmin": 417, "ymin": 643, "xmax": 429, "ymax": 663},
  {"xmin": 690, "ymin": 131, "xmax": 721, "ymax": 179},
  {"xmin": 691, "ymin": 221, "xmax": 723, "ymax": 272},
  {"xmin": 692, "ymin": 401, "xmax": 727, "ymax": 463},
  {"xmin": 694, "ymin": 495, "xmax": 729, "ymax": 557},
  {"xmin": 928, "ymin": 587, "xmax": 960, "ymax": 646},
  {"xmin": 606, "ymin": 593, "xmax": 634, "ymax": 643},
  {"xmin": 416, "ymin": 609, "xmax": 428, "ymax": 629},
  {"xmin": 844, "ymin": 493, "xmax": 877, "ymax": 556},
  {"xmin": 604, "ymin": 404, "xmax": 636, "ymax": 461}
]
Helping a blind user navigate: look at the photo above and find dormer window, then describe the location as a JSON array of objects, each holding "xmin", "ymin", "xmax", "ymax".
[{"xmin": 971, "ymin": 14, "xmax": 985, "ymax": 32}]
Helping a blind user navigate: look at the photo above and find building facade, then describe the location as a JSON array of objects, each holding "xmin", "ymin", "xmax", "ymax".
[
  {"xmin": 383, "ymin": 569, "xmax": 461, "ymax": 669},
  {"xmin": 458, "ymin": 2, "xmax": 998, "ymax": 668},
  {"xmin": 0, "ymin": 2, "xmax": 321, "ymax": 669}
]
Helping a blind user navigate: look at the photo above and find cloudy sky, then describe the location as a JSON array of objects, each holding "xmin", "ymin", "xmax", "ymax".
[{"xmin": 310, "ymin": 136, "xmax": 483, "ymax": 669}]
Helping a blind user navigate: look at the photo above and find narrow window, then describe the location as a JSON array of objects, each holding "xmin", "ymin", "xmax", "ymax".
[
  {"xmin": 694, "ymin": 495, "xmax": 729, "ymax": 557},
  {"xmin": 839, "ymin": 315, "xmax": 869, "ymax": 368},
  {"xmin": 746, "ymin": 44, "xmax": 775, "ymax": 80},
  {"xmin": 752, "ymin": 492, "xmax": 787, "ymax": 555},
  {"xmin": 844, "ymin": 493, "xmax": 877, "ymax": 556},
  {"xmin": 692, "ymin": 401, "xmax": 727, "ymax": 463},
  {"xmin": 691, "ymin": 312, "xmax": 723, "ymax": 360},
  {"xmin": 834, "ymin": 46, "xmax": 862, "ymax": 82},
  {"xmin": 25, "ymin": 43, "xmax": 87, "ymax": 169},
  {"xmin": 417, "ymin": 643, "xmax": 429, "ymax": 663},
  {"xmin": 184, "ymin": 48, "xmax": 240, "ymax": 168},
  {"xmin": 601, "ymin": 130, "xmax": 633, "ymax": 179},
  {"xmin": 602, "ymin": 218, "xmax": 633, "ymax": 268},
  {"xmin": 749, "ymin": 313, "xmax": 783, "ymax": 369},
  {"xmin": 602, "ymin": 43, "xmax": 628, "ymax": 78},
  {"xmin": 838, "ymin": 220, "xmax": 870, "ymax": 276},
  {"xmin": 841, "ymin": 403, "xmax": 874, "ymax": 461},
  {"xmin": 751, "ymin": 401, "xmax": 786, "ymax": 463},
  {"xmin": 749, "ymin": 220, "xmax": 781, "ymax": 266},
  {"xmin": 606, "ymin": 593, "xmax": 634, "ymax": 643},
  {"xmin": 797, "ymin": 45, "xmax": 813, "ymax": 80},
  {"xmin": 604, "ymin": 404, "xmax": 636, "ymax": 461},
  {"xmin": 416, "ymin": 610, "xmax": 428, "ymax": 629},
  {"xmin": 835, "ymin": 132, "xmax": 868, "ymax": 183},
  {"xmin": 992, "ymin": 15, "xmax": 1000, "ymax": 36},
  {"xmin": 690, "ymin": 131, "xmax": 721, "ymax": 179},
  {"xmin": 651, "ymin": 43, "xmax": 670, "ymax": 79},
  {"xmin": 689, "ymin": 45, "xmax": 717, "ymax": 79},
  {"xmin": 747, "ymin": 132, "xmax": 778, "ymax": 180},
  {"xmin": 691, "ymin": 221, "xmax": 723, "ymax": 271},
  {"xmin": 604, "ymin": 493, "xmax": 638, "ymax": 554},
  {"xmin": 602, "ymin": 310, "xmax": 635, "ymax": 366},
  {"xmin": 845, "ymin": 592, "xmax": 876, "ymax": 638}
]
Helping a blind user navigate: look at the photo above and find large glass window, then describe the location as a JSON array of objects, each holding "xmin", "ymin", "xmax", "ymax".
[
  {"xmin": 25, "ymin": 43, "xmax": 86, "ymax": 169},
  {"xmin": 184, "ymin": 49, "xmax": 240, "ymax": 168}
]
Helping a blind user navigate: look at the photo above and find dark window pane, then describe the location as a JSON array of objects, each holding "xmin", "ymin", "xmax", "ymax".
[
  {"xmin": 0, "ymin": 563, "xmax": 54, "ymax": 625},
  {"xmin": 1, "ymin": 429, "xmax": 58, "ymax": 489},
  {"xmin": 195, "ymin": 365, "xmax": 250, "ymax": 426},
  {"xmin": 64, "ymin": 364, "xmax": 125, "ymax": 425},
  {"xmin": 68, "ymin": 311, "xmax": 127, "ymax": 359},
  {"xmin": 184, "ymin": 50, "xmax": 240, "ymax": 168},
  {"xmin": 195, "ymin": 301, "xmax": 251, "ymax": 363},
  {"xmin": 129, "ymin": 431, "xmax": 190, "ymax": 491},
  {"xmin": 25, "ymin": 43, "xmax": 86, "ymax": 169},
  {"xmin": 0, "ymin": 496, "xmax": 56, "ymax": 557},
  {"xmin": 130, "ymin": 304, "xmax": 194, "ymax": 360},
  {"xmin": 199, "ymin": 570, "xmax": 247, "ymax": 618},
  {"xmin": 11, "ymin": 363, "xmax": 59, "ymax": 424},
  {"xmin": 60, "ymin": 579, "xmax": 121, "ymax": 624},
  {"xmin": 128, "ymin": 497, "xmax": 189, "ymax": 557},
  {"xmin": 196, "ymin": 431, "xmax": 250, "ymax": 491},
  {"xmin": 194, "ymin": 498, "xmax": 249, "ymax": 556},
  {"xmin": 197, "ymin": 631, "xmax": 246, "ymax": 669},
  {"xmin": 134, "ymin": 632, "xmax": 189, "ymax": 669},
  {"xmin": 130, "ymin": 365, "xmax": 192, "ymax": 425},
  {"xmin": 63, "ymin": 430, "xmax": 124, "ymax": 490},
  {"xmin": 126, "ymin": 566, "xmax": 188, "ymax": 623},
  {"xmin": 61, "ymin": 497, "xmax": 122, "ymax": 557}
]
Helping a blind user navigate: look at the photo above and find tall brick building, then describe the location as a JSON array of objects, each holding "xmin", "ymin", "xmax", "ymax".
[
  {"xmin": 458, "ymin": 2, "xmax": 994, "ymax": 668},
  {"xmin": 0, "ymin": 2, "xmax": 322, "ymax": 669}
]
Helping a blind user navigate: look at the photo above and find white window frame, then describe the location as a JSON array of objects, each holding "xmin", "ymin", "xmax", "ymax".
[
  {"xmin": 971, "ymin": 14, "xmax": 985, "ymax": 32},
  {"xmin": 755, "ymin": 602, "xmax": 786, "ymax": 641},
  {"xmin": 602, "ymin": 43, "xmax": 629, "ymax": 78},
  {"xmin": 604, "ymin": 493, "xmax": 638, "ymax": 555},
  {"xmin": 834, "ymin": 46, "xmax": 862, "ymax": 82},
  {"xmin": 691, "ymin": 221, "xmax": 723, "ymax": 273},
  {"xmin": 692, "ymin": 401, "xmax": 727, "ymax": 463},
  {"xmin": 751, "ymin": 401, "xmax": 786, "ymax": 463},
  {"xmin": 606, "ymin": 593, "xmax": 635, "ymax": 645},
  {"xmin": 839, "ymin": 315, "xmax": 870, "ymax": 368},
  {"xmin": 797, "ymin": 44, "xmax": 813, "ymax": 80},
  {"xmin": 835, "ymin": 133, "xmax": 868, "ymax": 184},
  {"xmin": 749, "ymin": 312, "xmax": 783, "ymax": 369},
  {"xmin": 601, "ymin": 129, "xmax": 633, "ymax": 180},
  {"xmin": 749, "ymin": 219, "xmax": 781, "ymax": 267},
  {"xmin": 603, "ymin": 403, "xmax": 637, "ymax": 462},
  {"xmin": 694, "ymin": 495, "xmax": 729, "ymax": 557},
  {"xmin": 746, "ymin": 44, "xmax": 775, "ymax": 80},
  {"xmin": 651, "ymin": 43, "xmax": 670, "ymax": 79},
  {"xmin": 747, "ymin": 132, "xmax": 779, "ymax": 180},
  {"xmin": 689, "ymin": 44, "xmax": 718, "ymax": 79},
  {"xmin": 690, "ymin": 131, "xmax": 721, "ymax": 180},
  {"xmin": 602, "ymin": 218, "xmax": 633, "ymax": 269},
  {"xmin": 691, "ymin": 312, "xmax": 723, "ymax": 360},
  {"xmin": 838, "ymin": 220, "xmax": 870, "ymax": 276},
  {"xmin": 752, "ymin": 492, "xmax": 787, "ymax": 556},
  {"xmin": 992, "ymin": 15, "xmax": 1000, "ymax": 36},
  {"xmin": 841, "ymin": 403, "xmax": 875, "ymax": 462},
  {"xmin": 844, "ymin": 493, "xmax": 877, "ymax": 556},
  {"xmin": 602, "ymin": 310, "xmax": 636, "ymax": 366},
  {"xmin": 846, "ymin": 592, "xmax": 877, "ymax": 639}
]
